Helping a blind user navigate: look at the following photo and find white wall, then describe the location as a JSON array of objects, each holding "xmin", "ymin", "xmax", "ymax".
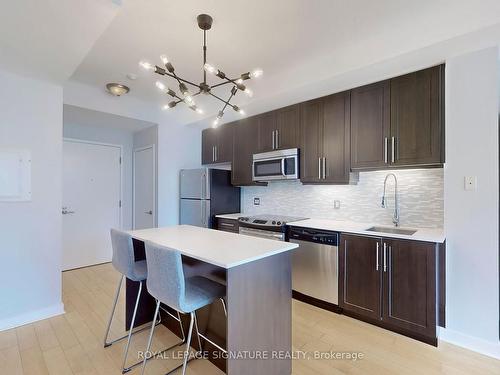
[
  {"xmin": 63, "ymin": 121, "xmax": 134, "ymax": 230},
  {"xmin": 0, "ymin": 70, "xmax": 64, "ymax": 330},
  {"xmin": 157, "ymin": 125, "xmax": 202, "ymax": 226},
  {"xmin": 441, "ymin": 47, "xmax": 499, "ymax": 357}
]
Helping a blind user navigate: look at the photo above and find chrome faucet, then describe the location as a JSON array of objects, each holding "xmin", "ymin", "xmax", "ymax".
[{"xmin": 381, "ymin": 173, "xmax": 400, "ymax": 227}]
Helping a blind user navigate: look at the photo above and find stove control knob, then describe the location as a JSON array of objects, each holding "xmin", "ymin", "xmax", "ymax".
[
  {"xmin": 272, "ymin": 221, "xmax": 276, "ymax": 225},
  {"xmin": 277, "ymin": 221, "xmax": 282, "ymax": 225}
]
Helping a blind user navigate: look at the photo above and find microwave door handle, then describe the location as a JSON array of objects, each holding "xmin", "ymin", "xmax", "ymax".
[{"xmin": 281, "ymin": 158, "xmax": 286, "ymax": 176}]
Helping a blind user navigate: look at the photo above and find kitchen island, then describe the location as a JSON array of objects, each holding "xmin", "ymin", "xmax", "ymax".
[{"xmin": 126, "ymin": 225, "xmax": 298, "ymax": 375}]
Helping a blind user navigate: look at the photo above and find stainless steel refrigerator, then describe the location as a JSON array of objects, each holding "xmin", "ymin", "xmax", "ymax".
[{"xmin": 180, "ymin": 168, "xmax": 240, "ymax": 228}]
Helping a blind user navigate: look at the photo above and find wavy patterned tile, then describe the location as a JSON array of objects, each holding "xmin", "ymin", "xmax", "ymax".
[{"xmin": 242, "ymin": 168, "xmax": 443, "ymax": 228}]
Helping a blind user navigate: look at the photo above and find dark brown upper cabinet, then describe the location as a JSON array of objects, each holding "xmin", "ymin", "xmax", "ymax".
[
  {"xmin": 201, "ymin": 124, "xmax": 234, "ymax": 165},
  {"xmin": 350, "ymin": 65, "xmax": 444, "ymax": 170},
  {"xmin": 256, "ymin": 104, "xmax": 300, "ymax": 152},
  {"xmin": 390, "ymin": 65, "xmax": 444, "ymax": 167},
  {"xmin": 350, "ymin": 81, "xmax": 391, "ymax": 169},
  {"xmin": 300, "ymin": 91, "xmax": 351, "ymax": 184},
  {"xmin": 231, "ymin": 117, "xmax": 261, "ymax": 186},
  {"xmin": 339, "ymin": 233, "xmax": 440, "ymax": 345}
]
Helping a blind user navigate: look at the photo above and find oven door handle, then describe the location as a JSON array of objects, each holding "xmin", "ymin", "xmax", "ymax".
[{"xmin": 239, "ymin": 227, "xmax": 285, "ymax": 241}]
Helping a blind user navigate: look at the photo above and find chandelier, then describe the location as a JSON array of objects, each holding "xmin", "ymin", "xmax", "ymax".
[{"xmin": 139, "ymin": 14, "xmax": 263, "ymax": 128}]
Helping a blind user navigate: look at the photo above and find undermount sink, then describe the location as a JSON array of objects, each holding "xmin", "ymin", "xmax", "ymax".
[{"xmin": 365, "ymin": 226, "xmax": 417, "ymax": 236}]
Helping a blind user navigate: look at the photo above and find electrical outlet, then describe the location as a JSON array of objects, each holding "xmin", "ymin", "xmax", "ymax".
[
  {"xmin": 253, "ymin": 197, "xmax": 260, "ymax": 206},
  {"xmin": 334, "ymin": 200, "xmax": 341, "ymax": 209},
  {"xmin": 464, "ymin": 176, "xmax": 477, "ymax": 191}
]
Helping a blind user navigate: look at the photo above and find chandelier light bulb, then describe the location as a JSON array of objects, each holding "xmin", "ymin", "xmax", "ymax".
[
  {"xmin": 160, "ymin": 54, "xmax": 169, "ymax": 65},
  {"xmin": 239, "ymin": 109, "xmax": 246, "ymax": 116},
  {"xmin": 196, "ymin": 107, "xmax": 204, "ymax": 114},
  {"xmin": 204, "ymin": 63, "xmax": 218, "ymax": 75},
  {"xmin": 236, "ymin": 78, "xmax": 244, "ymax": 84},
  {"xmin": 139, "ymin": 60, "xmax": 154, "ymax": 71},
  {"xmin": 250, "ymin": 69, "xmax": 263, "ymax": 78},
  {"xmin": 162, "ymin": 101, "xmax": 177, "ymax": 110},
  {"xmin": 155, "ymin": 81, "xmax": 167, "ymax": 92},
  {"xmin": 244, "ymin": 88, "xmax": 253, "ymax": 97},
  {"xmin": 212, "ymin": 118, "xmax": 220, "ymax": 128},
  {"xmin": 184, "ymin": 95, "xmax": 194, "ymax": 104}
]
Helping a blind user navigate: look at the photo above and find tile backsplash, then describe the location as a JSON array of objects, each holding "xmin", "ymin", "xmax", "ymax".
[{"xmin": 242, "ymin": 168, "xmax": 444, "ymax": 228}]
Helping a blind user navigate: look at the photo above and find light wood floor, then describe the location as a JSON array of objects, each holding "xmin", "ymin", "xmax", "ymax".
[{"xmin": 1, "ymin": 263, "xmax": 499, "ymax": 375}]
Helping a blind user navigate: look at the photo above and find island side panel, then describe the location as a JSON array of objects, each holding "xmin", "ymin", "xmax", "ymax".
[{"xmin": 227, "ymin": 252, "xmax": 292, "ymax": 375}]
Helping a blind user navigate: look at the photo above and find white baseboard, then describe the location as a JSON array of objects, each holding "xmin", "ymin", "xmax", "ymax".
[
  {"xmin": 0, "ymin": 303, "xmax": 65, "ymax": 331},
  {"xmin": 439, "ymin": 327, "xmax": 500, "ymax": 359}
]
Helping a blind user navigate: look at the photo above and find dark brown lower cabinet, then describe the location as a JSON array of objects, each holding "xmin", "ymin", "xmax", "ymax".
[{"xmin": 339, "ymin": 234, "xmax": 441, "ymax": 345}]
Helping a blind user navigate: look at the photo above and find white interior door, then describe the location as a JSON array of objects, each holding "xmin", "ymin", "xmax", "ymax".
[
  {"xmin": 62, "ymin": 140, "xmax": 121, "ymax": 271},
  {"xmin": 134, "ymin": 145, "xmax": 155, "ymax": 229}
]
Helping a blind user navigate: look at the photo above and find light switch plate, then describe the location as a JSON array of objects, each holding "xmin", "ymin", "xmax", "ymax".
[
  {"xmin": 253, "ymin": 197, "xmax": 260, "ymax": 206},
  {"xmin": 334, "ymin": 200, "xmax": 341, "ymax": 209},
  {"xmin": 464, "ymin": 176, "xmax": 477, "ymax": 191}
]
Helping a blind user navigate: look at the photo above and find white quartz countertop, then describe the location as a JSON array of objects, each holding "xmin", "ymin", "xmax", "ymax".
[
  {"xmin": 128, "ymin": 225, "xmax": 298, "ymax": 269},
  {"xmin": 289, "ymin": 219, "xmax": 445, "ymax": 243},
  {"xmin": 215, "ymin": 213, "xmax": 242, "ymax": 220}
]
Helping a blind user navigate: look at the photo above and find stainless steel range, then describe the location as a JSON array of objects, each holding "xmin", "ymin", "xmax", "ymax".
[{"xmin": 238, "ymin": 214, "xmax": 308, "ymax": 241}]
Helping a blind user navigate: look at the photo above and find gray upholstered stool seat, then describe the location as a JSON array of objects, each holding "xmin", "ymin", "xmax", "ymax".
[
  {"xmin": 128, "ymin": 260, "xmax": 147, "ymax": 282},
  {"xmin": 141, "ymin": 242, "xmax": 227, "ymax": 375},
  {"xmin": 183, "ymin": 276, "xmax": 226, "ymax": 312}
]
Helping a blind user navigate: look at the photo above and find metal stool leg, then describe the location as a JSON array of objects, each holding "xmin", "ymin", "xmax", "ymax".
[
  {"xmin": 182, "ymin": 312, "xmax": 195, "ymax": 375},
  {"xmin": 141, "ymin": 300, "xmax": 161, "ymax": 375},
  {"xmin": 104, "ymin": 275, "xmax": 124, "ymax": 347},
  {"xmin": 122, "ymin": 280, "xmax": 143, "ymax": 373}
]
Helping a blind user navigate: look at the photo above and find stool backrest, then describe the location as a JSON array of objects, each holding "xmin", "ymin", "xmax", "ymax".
[
  {"xmin": 144, "ymin": 242, "xmax": 185, "ymax": 312},
  {"xmin": 110, "ymin": 229, "xmax": 135, "ymax": 277}
]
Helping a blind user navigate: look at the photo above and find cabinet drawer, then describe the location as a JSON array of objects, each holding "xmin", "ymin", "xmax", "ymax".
[{"xmin": 217, "ymin": 218, "xmax": 239, "ymax": 233}]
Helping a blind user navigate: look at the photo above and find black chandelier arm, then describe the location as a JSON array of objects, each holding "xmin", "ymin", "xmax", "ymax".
[
  {"xmin": 210, "ymin": 80, "xmax": 233, "ymax": 89},
  {"xmin": 208, "ymin": 91, "xmax": 235, "ymax": 109},
  {"xmin": 155, "ymin": 66, "xmax": 200, "ymax": 89}
]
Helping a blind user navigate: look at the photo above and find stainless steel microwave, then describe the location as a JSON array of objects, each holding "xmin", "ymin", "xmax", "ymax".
[{"xmin": 252, "ymin": 148, "xmax": 299, "ymax": 181}]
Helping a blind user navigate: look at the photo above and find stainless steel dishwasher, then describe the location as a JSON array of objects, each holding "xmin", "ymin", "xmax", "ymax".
[{"xmin": 289, "ymin": 227, "xmax": 339, "ymax": 306}]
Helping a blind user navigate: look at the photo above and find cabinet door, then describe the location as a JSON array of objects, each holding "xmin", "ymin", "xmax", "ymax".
[
  {"xmin": 350, "ymin": 81, "xmax": 391, "ymax": 170},
  {"xmin": 216, "ymin": 123, "xmax": 234, "ymax": 163},
  {"xmin": 390, "ymin": 65, "xmax": 444, "ymax": 166},
  {"xmin": 257, "ymin": 112, "xmax": 277, "ymax": 152},
  {"xmin": 276, "ymin": 104, "xmax": 300, "ymax": 150},
  {"xmin": 339, "ymin": 234, "xmax": 382, "ymax": 320},
  {"xmin": 299, "ymin": 99, "xmax": 323, "ymax": 183},
  {"xmin": 322, "ymin": 92, "xmax": 351, "ymax": 183},
  {"xmin": 382, "ymin": 239, "xmax": 436, "ymax": 338},
  {"xmin": 201, "ymin": 128, "xmax": 217, "ymax": 164},
  {"xmin": 231, "ymin": 117, "xmax": 259, "ymax": 186}
]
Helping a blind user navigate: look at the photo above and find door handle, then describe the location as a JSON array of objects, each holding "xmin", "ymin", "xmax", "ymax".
[
  {"xmin": 376, "ymin": 242, "xmax": 379, "ymax": 271},
  {"xmin": 383, "ymin": 243, "xmax": 387, "ymax": 272},
  {"xmin": 384, "ymin": 137, "xmax": 388, "ymax": 164},
  {"xmin": 62, "ymin": 207, "xmax": 75, "ymax": 215},
  {"xmin": 144, "ymin": 210, "xmax": 153, "ymax": 215},
  {"xmin": 391, "ymin": 137, "xmax": 395, "ymax": 163}
]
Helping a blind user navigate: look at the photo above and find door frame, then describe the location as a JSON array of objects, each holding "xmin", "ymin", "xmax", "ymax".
[
  {"xmin": 133, "ymin": 144, "xmax": 156, "ymax": 229},
  {"xmin": 62, "ymin": 137, "xmax": 124, "ymax": 229}
]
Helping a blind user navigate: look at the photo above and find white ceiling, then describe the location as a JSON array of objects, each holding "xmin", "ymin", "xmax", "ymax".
[
  {"xmin": 0, "ymin": 0, "xmax": 120, "ymax": 83},
  {"xmin": 64, "ymin": 104, "xmax": 156, "ymax": 132}
]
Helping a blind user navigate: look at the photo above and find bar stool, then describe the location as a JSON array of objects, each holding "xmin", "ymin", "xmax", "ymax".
[
  {"xmin": 104, "ymin": 229, "xmax": 185, "ymax": 373},
  {"xmin": 141, "ymin": 241, "xmax": 227, "ymax": 375}
]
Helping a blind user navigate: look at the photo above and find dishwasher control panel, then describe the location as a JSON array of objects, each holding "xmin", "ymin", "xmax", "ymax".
[{"xmin": 288, "ymin": 227, "xmax": 339, "ymax": 245}]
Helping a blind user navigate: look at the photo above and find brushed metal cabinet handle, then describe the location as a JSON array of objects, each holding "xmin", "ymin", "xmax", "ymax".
[
  {"xmin": 391, "ymin": 137, "xmax": 395, "ymax": 163},
  {"xmin": 376, "ymin": 242, "xmax": 380, "ymax": 271},
  {"xmin": 220, "ymin": 222, "xmax": 234, "ymax": 227},
  {"xmin": 384, "ymin": 137, "xmax": 388, "ymax": 164},
  {"xmin": 322, "ymin": 157, "xmax": 326, "ymax": 179},
  {"xmin": 272, "ymin": 130, "xmax": 275, "ymax": 150},
  {"xmin": 212, "ymin": 146, "xmax": 215, "ymax": 162},
  {"xmin": 215, "ymin": 145, "xmax": 218, "ymax": 162},
  {"xmin": 318, "ymin": 157, "xmax": 321, "ymax": 179},
  {"xmin": 383, "ymin": 242, "xmax": 387, "ymax": 272},
  {"xmin": 275, "ymin": 129, "xmax": 279, "ymax": 149}
]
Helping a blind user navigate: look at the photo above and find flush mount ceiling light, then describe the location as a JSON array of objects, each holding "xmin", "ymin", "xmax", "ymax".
[
  {"xmin": 106, "ymin": 83, "xmax": 130, "ymax": 96},
  {"xmin": 139, "ymin": 14, "xmax": 262, "ymax": 128}
]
